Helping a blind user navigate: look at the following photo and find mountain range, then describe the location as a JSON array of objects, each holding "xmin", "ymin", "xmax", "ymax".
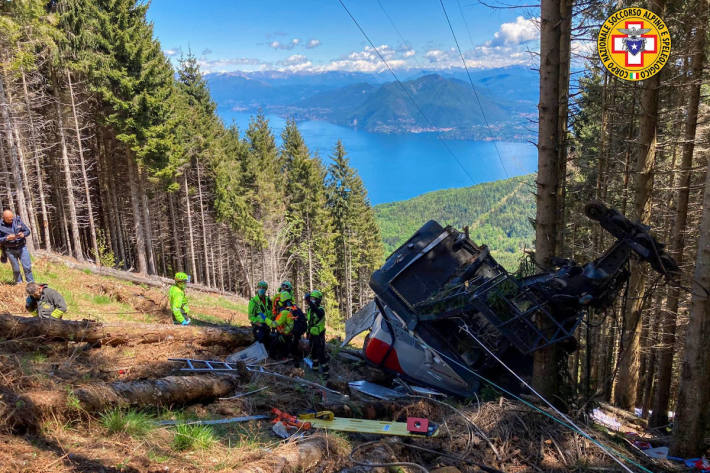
[{"xmin": 205, "ymin": 66, "xmax": 538, "ymax": 141}]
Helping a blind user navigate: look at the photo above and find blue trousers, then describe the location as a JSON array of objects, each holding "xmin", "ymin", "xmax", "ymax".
[{"xmin": 6, "ymin": 246, "xmax": 33, "ymax": 283}]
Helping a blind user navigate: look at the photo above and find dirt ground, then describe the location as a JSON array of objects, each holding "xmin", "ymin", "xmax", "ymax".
[{"xmin": 0, "ymin": 256, "xmax": 679, "ymax": 473}]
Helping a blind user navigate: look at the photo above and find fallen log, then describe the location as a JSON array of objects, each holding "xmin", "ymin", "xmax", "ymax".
[
  {"xmin": 8, "ymin": 373, "xmax": 247, "ymax": 428},
  {"xmin": 598, "ymin": 402, "xmax": 647, "ymax": 428},
  {"xmin": 0, "ymin": 313, "xmax": 252, "ymax": 347},
  {"xmin": 234, "ymin": 436, "xmax": 336, "ymax": 473}
]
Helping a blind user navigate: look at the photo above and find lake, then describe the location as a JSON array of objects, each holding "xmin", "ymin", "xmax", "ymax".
[{"xmin": 219, "ymin": 109, "xmax": 538, "ymax": 205}]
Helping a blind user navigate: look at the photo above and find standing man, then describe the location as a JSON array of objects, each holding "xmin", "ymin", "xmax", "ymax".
[
  {"xmin": 305, "ymin": 290, "xmax": 329, "ymax": 375},
  {"xmin": 248, "ymin": 281, "xmax": 273, "ymax": 347},
  {"xmin": 0, "ymin": 208, "xmax": 33, "ymax": 284},
  {"xmin": 169, "ymin": 272, "xmax": 191, "ymax": 325},
  {"xmin": 26, "ymin": 282, "xmax": 67, "ymax": 319}
]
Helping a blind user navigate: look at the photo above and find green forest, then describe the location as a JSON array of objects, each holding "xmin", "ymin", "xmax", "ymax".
[
  {"xmin": 375, "ymin": 174, "xmax": 535, "ymax": 269},
  {"xmin": 0, "ymin": 0, "xmax": 383, "ymax": 324}
]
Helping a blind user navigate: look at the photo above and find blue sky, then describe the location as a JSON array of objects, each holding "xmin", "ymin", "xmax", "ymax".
[{"xmin": 146, "ymin": 0, "xmax": 541, "ymax": 74}]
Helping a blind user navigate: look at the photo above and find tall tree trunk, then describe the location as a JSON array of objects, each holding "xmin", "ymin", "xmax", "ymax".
[
  {"xmin": 555, "ymin": 0, "xmax": 572, "ymax": 257},
  {"xmin": 126, "ymin": 153, "xmax": 147, "ymax": 274},
  {"xmin": 670, "ymin": 151, "xmax": 710, "ymax": 457},
  {"xmin": 52, "ymin": 75, "xmax": 83, "ymax": 260},
  {"xmin": 0, "ymin": 73, "xmax": 33, "ymax": 250},
  {"xmin": 0, "ymin": 141, "xmax": 14, "ymax": 209},
  {"xmin": 66, "ymin": 70, "xmax": 99, "ymax": 263},
  {"xmin": 183, "ymin": 172, "xmax": 198, "ymax": 281},
  {"xmin": 613, "ymin": 0, "xmax": 665, "ymax": 408},
  {"xmin": 21, "ymin": 70, "xmax": 50, "ymax": 251},
  {"xmin": 139, "ymin": 169, "xmax": 156, "ymax": 274},
  {"xmin": 533, "ymin": 0, "xmax": 563, "ymax": 399},
  {"xmin": 168, "ymin": 191, "xmax": 182, "ymax": 272},
  {"xmin": 650, "ymin": 1, "xmax": 708, "ymax": 428},
  {"xmin": 196, "ymin": 159, "xmax": 211, "ymax": 287}
]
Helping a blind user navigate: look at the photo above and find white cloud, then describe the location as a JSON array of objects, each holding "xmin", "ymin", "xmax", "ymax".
[
  {"xmin": 490, "ymin": 16, "xmax": 539, "ymax": 46},
  {"xmin": 306, "ymin": 39, "xmax": 321, "ymax": 49},
  {"xmin": 164, "ymin": 49, "xmax": 179, "ymax": 57},
  {"xmin": 198, "ymin": 57, "xmax": 270, "ymax": 73},
  {"xmin": 270, "ymin": 38, "xmax": 301, "ymax": 50},
  {"xmin": 403, "ymin": 49, "xmax": 416, "ymax": 58}
]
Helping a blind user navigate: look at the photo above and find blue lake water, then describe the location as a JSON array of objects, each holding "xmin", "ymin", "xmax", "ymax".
[{"xmin": 219, "ymin": 109, "xmax": 538, "ymax": 205}]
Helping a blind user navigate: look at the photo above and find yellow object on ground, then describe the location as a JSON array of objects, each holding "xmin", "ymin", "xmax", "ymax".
[{"xmin": 297, "ymin": 411, "xmax": 439, "ymax": 437}]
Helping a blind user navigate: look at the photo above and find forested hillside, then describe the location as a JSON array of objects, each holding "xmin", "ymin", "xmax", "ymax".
[
  {"xmin": 0, "ymin": 0, "xmax": 383, "ymax": 323},
  {"xmin": 375, "ymin": 175, "xmax": 535, "ymax": 269}
]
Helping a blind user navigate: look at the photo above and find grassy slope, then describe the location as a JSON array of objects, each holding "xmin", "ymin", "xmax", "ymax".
[
  {"xmin": 375, "ymin": 174, "xmax": 536, "ymax": 270},
  {"xmin": 0, "ymin": 255, "xmax": 249, "ymax": 326}
]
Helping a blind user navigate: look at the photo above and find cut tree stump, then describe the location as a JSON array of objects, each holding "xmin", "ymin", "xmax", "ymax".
[{"xmin": 0, "ymin": 313, "xmax": 252, "ymax": 347}]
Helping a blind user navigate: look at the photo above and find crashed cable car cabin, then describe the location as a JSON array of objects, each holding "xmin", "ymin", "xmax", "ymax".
[{"xmin": 359, "ymin": 202, "xmax": 678, "ymax": 397}]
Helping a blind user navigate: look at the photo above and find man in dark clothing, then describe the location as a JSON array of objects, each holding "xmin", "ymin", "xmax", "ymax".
[
  {"xmin": 26, "ymin": 282, "xmax": 67, "ymax": 319},
  {"xmin": 0, "ymin": 209, "xmax": 33, "ymax": 284}
]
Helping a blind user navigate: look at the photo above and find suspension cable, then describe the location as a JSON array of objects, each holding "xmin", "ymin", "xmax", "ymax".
[
  {"xmin": 336, "ymin": 0, "xmax": 477, "ymax": 185},
  {"xmin": 438, "ymin": 0, "xmax": 509, "ymax": 178}
]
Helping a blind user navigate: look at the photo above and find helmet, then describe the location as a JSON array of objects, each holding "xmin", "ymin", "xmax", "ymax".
[
  {"xmin": 280, "ymin": 281, "xmax": 293, "ymax": 292},
  {"xmin": 309, "ymin": 289, "xmax": 323, "ymax": 300},
  {"xmin": 257, "ymin": 281, "xmax": 268, "ymax": 289},
  {"xmin": 175, "ymin": 272, "xmax": 189, "ymax": 282},
  {"xmin": 279, "ymin": 290, "xmax": 293, "ymax": 304}
]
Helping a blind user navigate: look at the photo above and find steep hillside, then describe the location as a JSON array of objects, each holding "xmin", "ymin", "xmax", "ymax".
[{"xmin": 375, "ymin": 175, "xmax": 536, "ymax": 270}]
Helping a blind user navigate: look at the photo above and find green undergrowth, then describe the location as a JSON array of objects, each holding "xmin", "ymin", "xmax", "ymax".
[
  {"xmin": 101, "ymin": 409, "xmax": 156, "ymax": 437},
  {"xmin": 172, "ymin": 424, "xmax": 216, "ymax": 451}
]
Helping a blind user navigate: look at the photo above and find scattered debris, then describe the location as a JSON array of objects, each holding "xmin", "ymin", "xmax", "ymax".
[
  {"xmin": 225, "ymin": 342, "xmax": 268, "ymax": 364},
  {"xmin": 247, "ymin": 365, "xmax": 345, "ymax": 397},
  {"xmin": 157, "ymin": 414, "xmax": 270, "ymax": 426},
  {"xmin": 219, "ymin": 386, "xmax": 268, "ymax": 400},
  {"xmin": 349, "ymin": 380, "xmax": 402, "ymax": 400}
]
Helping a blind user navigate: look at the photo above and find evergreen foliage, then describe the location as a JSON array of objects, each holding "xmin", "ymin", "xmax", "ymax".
[
  {"xmin": 0, "ymin": 0, "xmax": 381, "ymax": 319},
  {"xmin": 375, "ymin": 175, "xmax": 535, "ymax": 270}
]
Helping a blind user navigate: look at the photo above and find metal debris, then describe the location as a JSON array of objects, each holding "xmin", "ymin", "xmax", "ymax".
[{"xmin": 226, "ymin": 342, "xmax": 268, "ymax": 364}]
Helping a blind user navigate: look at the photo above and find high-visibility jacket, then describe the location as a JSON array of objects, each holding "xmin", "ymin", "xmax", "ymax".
[
  {"xmin": 307, "ymin": 304, "xmax": 326, "ymax": 336},
  {"xmin": 26, "ymin": 286, "xmax": 67, "ymax": 319},
  {"xmin": 169, "ymin": 284, "xmax": 190, "ymax": 323},
  {"xmin": 248, "ymin": 294, "xmax": 273, "ymax": 326},
  {"xmin": 274, "ymin": 309, "xmax": 295, "ymax": 335}
]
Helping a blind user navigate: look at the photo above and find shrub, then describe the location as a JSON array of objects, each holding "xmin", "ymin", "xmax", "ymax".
[
  {"xmin": 100, "ymin": 409, "xmax": 155, "ymax": 437},
  {"xmin": 172, "ymin": 424, "xmax": 215, "ymax": 451}
]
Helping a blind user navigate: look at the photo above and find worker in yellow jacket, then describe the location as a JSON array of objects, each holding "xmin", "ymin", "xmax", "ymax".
[{"xmin": 169, "ymin": 272, "xmax": 191, "ymax": 325}]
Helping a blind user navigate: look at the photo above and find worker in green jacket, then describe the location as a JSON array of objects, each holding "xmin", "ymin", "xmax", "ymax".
[
  {"xmin": 305, "ymin": 289, "xmax": 328, "ymax": 374},
  {"xmin": 248, "ymin": 281, "xmax": 273, "ymax": 347},
  {"xmin": 25, "ymin": 282, "xmax": 67, "ymax": 319},
  {"xmin": 169, "ymin": 272, "xmax": 191, "ymax": 325}
]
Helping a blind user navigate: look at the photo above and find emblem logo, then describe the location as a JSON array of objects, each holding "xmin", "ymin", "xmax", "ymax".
[{"xmin": 597, "ymin": 8, "xmax": 671, "ymax": 81}]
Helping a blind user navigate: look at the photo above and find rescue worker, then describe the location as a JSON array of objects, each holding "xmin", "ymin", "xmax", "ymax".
[
  {"xmin": 271, "ymin": 280, "xmax": 294, "ymax": 316},
  {"xmin": 25, "ymin": 282, "xmax": 67, "ymax": 319},
  {"xmin": 169, "ymin": 272, "xmax": 191, "ymax": 325},
  {"xmin": 248, "ymin": 281, "xmax": 273, "ymax": 347},
  {"xmin": 305, "ymin": 289, "xmax": 329, "ymax": 375},
  {"xmin": 272, "ymin": 290, "xmax": 307, "ymax": 365}
]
